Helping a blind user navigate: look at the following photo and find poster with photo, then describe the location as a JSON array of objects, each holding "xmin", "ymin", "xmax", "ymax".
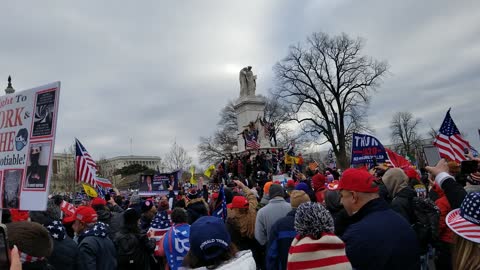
[
  {"xmin": 2, "ymin": 170, "xmax": 21, "ymax": 209},
  {"xmin": 32, "ymin": 91, "xmax": 56, "ymax": 137},
  {"xmin": 24, "ymin": 141, "xmax": 52, "ymax": 190},
  {"xmin": 138, "ymin": 170, "xmax": 180, "ymax": 196},
  {"xmin": 0, "ymin": 82, "xmax": 60, "ymax": 210}
]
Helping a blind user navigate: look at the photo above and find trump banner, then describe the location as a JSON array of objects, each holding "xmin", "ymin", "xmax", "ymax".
[
  {"xmin": 0, "ymin": 82, "xmax": 60, "ymax": 210},
  {"xmin": 139, "ymin": 170, "xmax": 180, "ymax": 196},
  {"xmin": 350, "ymin": 133, "xmax": 387, "ymax": 166}
]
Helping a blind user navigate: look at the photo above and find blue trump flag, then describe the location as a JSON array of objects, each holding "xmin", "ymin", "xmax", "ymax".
[
  {"xmin": 212, "ymin": 184, "xmax": 227, "ymax": 222},
  {"xmin": 351, "ymin": 133, "xmax": 388, "ymax": 166}
]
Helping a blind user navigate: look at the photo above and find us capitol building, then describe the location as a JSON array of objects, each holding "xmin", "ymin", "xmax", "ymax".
[{"xmin": 50, "ymin": 154, "xmax": 162, "ymax": 192}]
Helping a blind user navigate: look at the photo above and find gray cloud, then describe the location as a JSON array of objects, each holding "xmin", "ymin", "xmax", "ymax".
[{"xmin": 1, "ymin": 0, "xmax": 479, "ymax": 163}]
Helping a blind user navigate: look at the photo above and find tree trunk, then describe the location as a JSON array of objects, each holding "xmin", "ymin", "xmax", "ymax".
[{"xmin": 336, "ymin": 148, "xmax": 350, "ymax": 170}]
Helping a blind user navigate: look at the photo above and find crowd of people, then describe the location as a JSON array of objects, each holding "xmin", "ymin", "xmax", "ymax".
[{"xmin": 3, "ymin": 156, "xmax": 480, "ymax": 270}]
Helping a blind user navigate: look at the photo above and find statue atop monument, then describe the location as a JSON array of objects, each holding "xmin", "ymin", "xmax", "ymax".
[{"xmin": 239, "ymin": 66, "xmax": 257, "ymax": 97}]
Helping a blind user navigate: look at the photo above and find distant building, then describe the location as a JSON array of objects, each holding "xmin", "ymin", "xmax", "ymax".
[
  {"xmin": 51, "ymin": 153, "xmax": 76, "ymax": 193},
  {"xmin": 98, "ymin": 155, "xmax": 162, "ymax": 177},
  {"xmin": 50, "ymin": 154, "xmax": 162, "ymax": 192}
]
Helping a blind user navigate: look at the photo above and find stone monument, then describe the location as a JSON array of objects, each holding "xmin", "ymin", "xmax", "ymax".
[{"xmin": 234, "ymin": 66, "xmax": 271, "ymax": 152}]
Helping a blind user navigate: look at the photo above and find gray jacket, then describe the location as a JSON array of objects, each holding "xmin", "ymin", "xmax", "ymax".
[{"xmin": 254, "ymin": 197, "xmax": 291, "ymax": 245}]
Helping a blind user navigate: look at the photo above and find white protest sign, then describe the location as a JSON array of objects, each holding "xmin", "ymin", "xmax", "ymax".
[{"xmin": 0, "ymin": 82, "xmax": 60, "ymax": 210}]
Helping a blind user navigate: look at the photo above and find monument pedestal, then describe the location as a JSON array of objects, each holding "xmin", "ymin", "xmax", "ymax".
[{"xmin": 234, "ymin": 95, "xmax": 270, "ymax": 152}]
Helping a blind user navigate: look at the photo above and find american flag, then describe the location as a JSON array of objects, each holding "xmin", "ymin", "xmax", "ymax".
[
  {"xmin": 75, "ymin": 139, "xmax": 97, "ymax": 186},
  {"xmin": 212, "ymin": 184, "xmax": 227, "ymax": 222},
  {"xmin": 149, "ymin": 210, "xmax": 172, "ymax": 256},
  {"xmin": 246, "ymin": 138, "xmax": 261, "ymax": 149},
  {"xmin": 433, "ymin": 109, "xmax": 470, "ymax": 163},
  {"xmin": 95, "ymin": 177, "xmax": 112, "ymax": 188}
]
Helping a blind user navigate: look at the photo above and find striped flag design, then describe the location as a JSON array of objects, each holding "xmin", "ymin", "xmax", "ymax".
[
  {"xmin": 287, "ymin": 233, "xmax": 351, "ymax": 269},
  {"xmin": 75, "ymin": 138, "xmax": 98, "ymax": 186},
  {"xmin": 246, "ymin": 138, "xmax": 261, "ymax": 149},
  {"xmin": 433, "ymin": 109, "xmax": 470, "ymax": 163}
]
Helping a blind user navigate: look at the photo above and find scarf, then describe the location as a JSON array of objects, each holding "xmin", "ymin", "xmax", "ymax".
[
  {"xmin": 44, "ymin": 220, "xmax": 67, "ymax": 240},
  {"xmin": 78, "ymin": 222, "xmax": 109, "ymax": 243}
]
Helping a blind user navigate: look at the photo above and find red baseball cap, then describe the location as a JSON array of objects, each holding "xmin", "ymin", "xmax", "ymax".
[
  {"xmin": 91, "ymin": 197, "xmax": 107, "ymax": 206},
  {"xmin": 334, "ymin": 168, "xmax": 379, "ymax": 193},
  {"xmin": 63, "ymin": 206, "xmax": 98, "ymax": 224},
  {"xmin": 286, "ymin": 179, "xmax": 295, "ymax": 188},
  {"xmin": 227, "ymin": 196, "xmax": 249, "ymax": 209}
]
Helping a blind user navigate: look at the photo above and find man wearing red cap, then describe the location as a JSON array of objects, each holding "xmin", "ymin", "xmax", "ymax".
[
  {"xmin": 334, "ymin": 168, "xmax": 420, "ymax": 270},
  {"xmin": 65, "ymin": 206, "xmax": 117, "ymax": 270}
]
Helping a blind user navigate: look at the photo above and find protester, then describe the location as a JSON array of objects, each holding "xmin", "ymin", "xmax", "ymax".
[
  {"xmin": 258, "ymin": 181, "xmax": 273, "ymax": 209},
  {"xmin": 403, "ymin": 167, "xmax": 427, "ymax": 198},
  {"xmin": 267, "ymin": 190, "xmax": 310, "ymax": 270},
  {"xmin": 324, "ymin": 187, "xmax": 350, "ymax": 237},
  {"xmin": 430, "ymin": 181, "xmax": 454, "ymax": 270},
  {"xmin": 334, "ymin": 168, "xmax": 420, "ymax": 269},
  {"xmin": 294, "ymin": 182, "xmax": 315, "ymax": 202},
  {"xmin": 158, "ymin": 208, "xmax": 191, "ymax": 270},
  {"xmin": 382, "ymin": 168, "xmax": 417, "ymax": 222},
  {"xmin": 255, "ymin": 184, "xmax": 291, "ymax": 247},
  {"xmin": 91, "ymin": 197, "xmax": 113, "ymax": 225},
  {"xmin": 287, "ymin": 202, "xmax": 351, "ymax": 270},
  {"xmin": 227, "ymin": 180, "xmax": 264, "ymax": 268},
  {"xmin": 183, "ymin": 216, "xmax": 256, "ymax": 269},
  {"xmin": 285, "ymin": 180, "xmax": 295, "ymax": 197},
  {"xmin": 114, "ymin": 208, "xmax": 156, "ymax": 270},
  {"xmin": 6, "ymin": 221, "xmax": 54, "ymax": 270},
  {"xmin": 426, "ymin": 159, "xmax": 475, "ymax": 270},
  {"xmin": 465, "ymin": 172, "xmax": 480, "ymax": 194},
  {"xmin": 109, "ymin": 195, "xmax": 126, "ymax": 212},
  {"xmin": 139, "ymin": 199, "xmax": 157, "ymax": 233},
  {"xmin": 65, "ymin": 206, "xmax": 117, "ymax": 270},
  {"xmin": 445, "ymin": 192, "xmax": 480, "ymax": 270},
  {"xmin": 226, "ymin": 180, "xmax": 258, "ymax": 251},
  {"xmin": 186, "ymin": 187, "xmax": 209, "ymax": 224},
  {"xmin": 29, "ymin": 200, "xmax": 80, "ymax": 270},
  {"xmin": 311, "ymin": 172, "xmax": 327, "ymax": 203}
]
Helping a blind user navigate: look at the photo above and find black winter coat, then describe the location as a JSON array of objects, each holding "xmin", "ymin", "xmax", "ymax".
[
  {"xmin": 49, "ymin": 237, "xmax": 80, "ymax": 270},
  {"xmin": 77, "ymin": 222, "xmax": 117, "ymax": 270},
  {"xmin": 114, "ymin": 229, "xmax": 156, "ymax": 270},
  {"xmin": 391, "ymin": 186, "xmax": 417, "ymax": 223}
]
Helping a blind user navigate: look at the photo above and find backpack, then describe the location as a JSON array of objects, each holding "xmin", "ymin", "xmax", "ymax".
[
  {"xmin": 410, "ymin": 197, "xmax": 440, "ymax": 250},
  {"xmin": 114, "ymin": 233, "xmax": 147, "ymax": 268}
]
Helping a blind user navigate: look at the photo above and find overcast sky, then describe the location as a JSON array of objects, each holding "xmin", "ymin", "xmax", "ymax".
[{"xmin": 1, "ymin": 0, "xmax": 479, "ymax": 163}]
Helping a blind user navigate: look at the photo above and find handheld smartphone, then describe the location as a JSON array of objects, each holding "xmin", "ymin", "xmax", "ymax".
[
  {"xmin": 461, "ymin": 160, "xmax": 478, "ymax": 175},
  {"xmin": 0, "ymin": 224, "xmax": 10, "ymax": 269}
]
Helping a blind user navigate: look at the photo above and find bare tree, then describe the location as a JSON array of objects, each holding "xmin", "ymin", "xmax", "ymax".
[
  {"xmin": 390, "ymin": 112, "xmax": 422, "ymax": 157},
  {"xmin": 198, "ymin": 100, "xmax": 237, "ymax": 165},
  {"xmin": 427, "ymin": 127, "xmax": 438, "ymax": 141},
  {"xmin": 164, "ymin": 141, "xmax": 193, "ymax": 171},
  {"xmin": 273, "ymin": 32, "xmax": 388, "ymax": 168},
  {"xmin": 263, "ymin": 96, "xmax": 291, "ymax": 146}
]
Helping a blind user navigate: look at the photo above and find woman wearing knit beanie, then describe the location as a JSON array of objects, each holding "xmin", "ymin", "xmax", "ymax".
[{"xmin": 288, "ymin": 202, "xmax": 352, "ymax": 270}]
